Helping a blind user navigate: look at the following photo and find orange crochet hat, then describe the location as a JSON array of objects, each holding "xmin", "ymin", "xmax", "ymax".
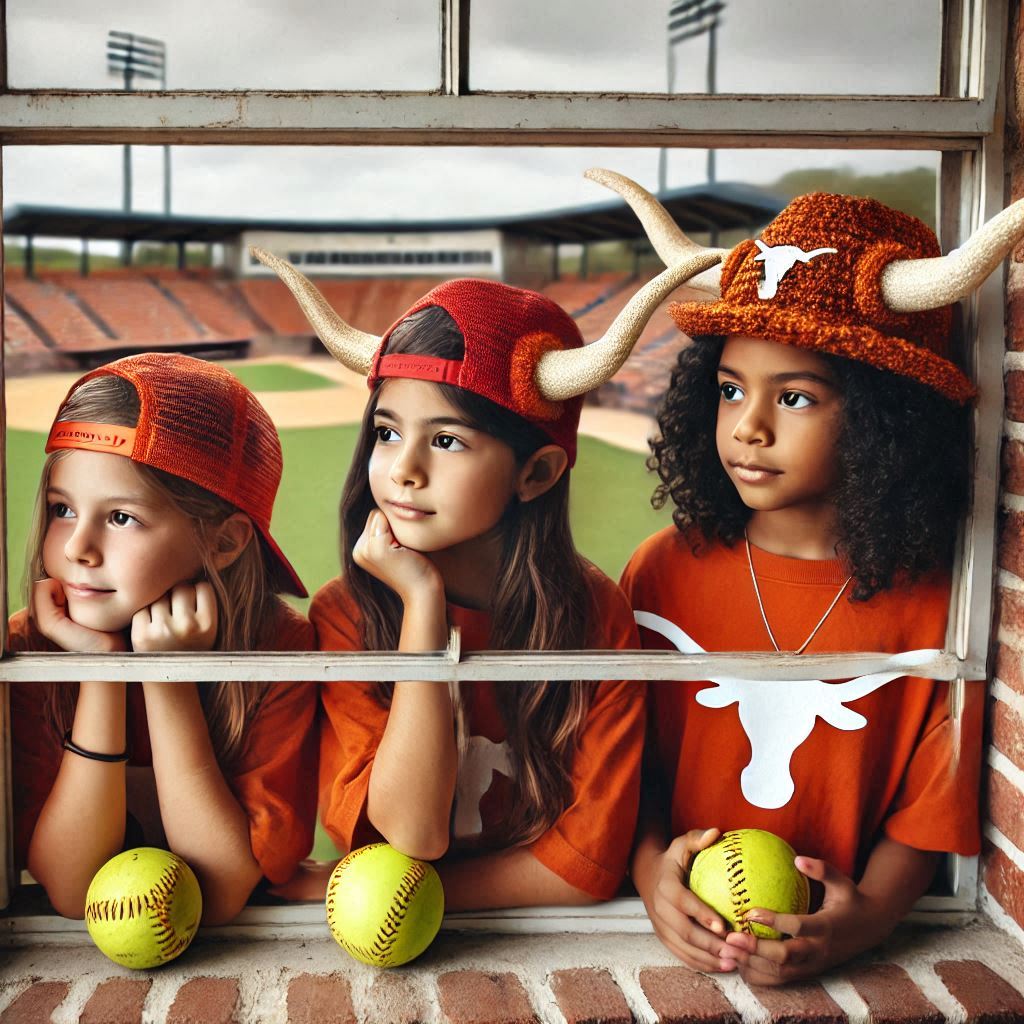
[
  {"xmin": 668, "ymin": 192, "xmax": 975, "ymax": 404},
  {"xmin": 46, "ymin": 353, "xmax": 307, "ymax": 598}
]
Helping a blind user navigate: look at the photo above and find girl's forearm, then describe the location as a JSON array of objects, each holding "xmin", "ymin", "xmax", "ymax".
[
  {"xmin": 438, "ymin": 848, "xmax": 596, "ymax": 911},
  {"xmin": 368, "ymin": 590, "xmax": 456, "ymax": 860},
  {"xmin": 856, "ymin": 837, "xmax": 939, "ymax": 937},
  {"xmin": 28, "ymin": 682, "xmax": 128, "ymax": 917},
  {"xmin": 631, "ymin": 823, "xmax": 670, "ymax": 907},
  {"xmin": 142, "ymin": 682, "xmax": 262, "ymax": 924}
]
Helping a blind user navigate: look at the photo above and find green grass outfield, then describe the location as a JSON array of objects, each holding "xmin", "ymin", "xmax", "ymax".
[
  {"xmin": 221, "ymin": 362, "xmax": 337, "ymax": 393},
  {"xmin": 7, "ymin": 427, "xmax": 669, "ymax": 614}
]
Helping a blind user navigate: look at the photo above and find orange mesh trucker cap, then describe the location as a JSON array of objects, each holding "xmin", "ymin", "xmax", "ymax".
[{"xmin": 46, "ymin": 353, "xmax": 307, "ymax": 598}]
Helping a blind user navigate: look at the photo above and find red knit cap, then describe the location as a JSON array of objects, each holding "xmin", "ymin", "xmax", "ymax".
[
  {"xmin": 369, "ymin": 278, "xmax": 586, "ymax": 465},
  {"xmin": 669, "ymin": 192, "xmax": 975, "ymax": 404},
  {"xmin": 46, "ymin": 353, "xmax": 306, "ymax": 597}
]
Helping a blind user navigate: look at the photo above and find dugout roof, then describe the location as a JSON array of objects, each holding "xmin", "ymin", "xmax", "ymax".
[{"xmin": 4, "ymin": 182, "xmax": 783, "ymax": 246}]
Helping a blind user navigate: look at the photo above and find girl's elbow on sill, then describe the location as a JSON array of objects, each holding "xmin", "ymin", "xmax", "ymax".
[
  {"xmin": 28, "ymin": 857, "xmax": 87, "ymax": 919},
  {"xmin": 373, "ymin": 818, "xmax": 450, "ymax": 861},
  {"xmin": 198, "ymin": 877, "xmax": 261, "ymax": 926},
  {"xmin": 37, "ymin": 878, "xmax": 87, "ymax": 920},
  {"xmin": 50, "ymin": 892, "xmax": 87, "ymax": 920},
  {"xmin": 393, "ymin": 832, "xmax": 450, "ymax": 862},
  {"xmin": 200, "ymin": 898, "xmax": 248, "ymax": 927}
]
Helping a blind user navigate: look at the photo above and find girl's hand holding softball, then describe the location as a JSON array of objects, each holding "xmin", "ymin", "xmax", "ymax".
[
  {"xmin": 353, "ymin": 509, "xmax": 443, "ymax": 605},
  {"xmin": 640, "ymin": 828, "xmax": 735, "ymax": 973},
  {"xmin": 721, "ymin": 856, "xmax": 874, "ymax": 985},
  {"xmin": 31, "ymin": 577, "xmax": 126, "ymax": 654},
  {"xmin": 131, "ymin": 581, "xmax": 218, "ymax": 653}
]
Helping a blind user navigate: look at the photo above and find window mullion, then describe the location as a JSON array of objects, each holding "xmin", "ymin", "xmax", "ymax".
[
  {"xmin": 0, "ymin": 648, "xmax": 966, "ymax": 684},
  {"xmin": 0, "ymin": 93, "xmax": 996, "ymax": 148},
  {"xmin": 957, "ymin": 120, "xmax": 1008, "ymax": 674},
  {"xmin": 441, "ymin": 0, "xmax": 471, "ymax": 96}
]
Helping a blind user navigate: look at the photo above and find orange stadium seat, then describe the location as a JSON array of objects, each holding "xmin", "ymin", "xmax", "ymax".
[
  {"xmin": 541, "ymin": 272, "xmax": 629, "ymax": 317},
  {"xmin": 6, "ymin": 279, "xmax": 114, "ymax": 353},
  {"xmin": 66, "ymin": 278, "xmax": 202, "ymax": 346},
  {"xmin": 160, "ymin": 278, "xmax": 260, "ymax": 339}
]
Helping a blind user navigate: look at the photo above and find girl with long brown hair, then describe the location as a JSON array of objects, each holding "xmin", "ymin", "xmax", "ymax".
[
  {"xmin": 10, "ymin": 354, "xmax": 317, "ymax": 924},
  {"xmin": 255, "ymin": 242, "xmax": 717, "ymax": 909}
]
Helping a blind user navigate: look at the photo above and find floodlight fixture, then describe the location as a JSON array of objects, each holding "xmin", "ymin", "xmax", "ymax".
[
  {"xmin": 659, "ymin": 0, "xmax": 726, "ymax": 194},
  {"xmin": 106, "ymin": 30, "xmax": 172, "ymax": 236},
  {"xmin": 107, "ymin": 30, "xmax": 166, "ymax": 89}
]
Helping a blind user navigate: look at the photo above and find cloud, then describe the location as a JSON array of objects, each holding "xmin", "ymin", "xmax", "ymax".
[{"xmin": 5, "ymin": 0, "xmax": 941, "ymax": 220}]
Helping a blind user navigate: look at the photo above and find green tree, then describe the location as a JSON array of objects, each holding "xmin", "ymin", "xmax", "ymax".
[{"xmin": 765, "ymin": 166, "xmax": 937, "ymax": 227}]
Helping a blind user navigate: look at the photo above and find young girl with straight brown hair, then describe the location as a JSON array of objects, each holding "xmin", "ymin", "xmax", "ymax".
[
  {"xmin": 256, "ymin": 241, "xmax": 718, "ymax": 908},
  {"xmin": 10, "ymin": 354, "xmax": 317, "ymax": 923}
]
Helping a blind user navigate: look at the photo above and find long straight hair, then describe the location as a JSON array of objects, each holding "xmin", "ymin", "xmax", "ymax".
[
  {"xmin": 339, "ymin": 307, "xmax": 599, "ymax": 847},
  {"xmin": 26, "ymin": 374, "xmax": 285, "ymax": 768}
]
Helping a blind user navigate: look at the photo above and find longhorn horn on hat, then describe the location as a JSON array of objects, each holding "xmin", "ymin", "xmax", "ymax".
[
  {"xmin": 249, "ymin": 247, "xmax": 380, "ymax": 373},
  {"xmin": 534, "ymin": 250, "xmax": 723, "ymax": 402},
  {"xmin": 584, "ymin": 167, "xmax": 729, "ymax": 296},
  {"xmin": 880, "ymin": 198, "xmax": 1024, "ymax": 312}
]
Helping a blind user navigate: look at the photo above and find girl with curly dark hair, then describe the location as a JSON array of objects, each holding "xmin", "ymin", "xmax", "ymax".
[
  {"xmin": 649, "ymin": 333, "xmax": 970, "ymax": 600},
  {"xmin": 583, "ymin": 169, "xmax": 1015, "ymax": 986}
]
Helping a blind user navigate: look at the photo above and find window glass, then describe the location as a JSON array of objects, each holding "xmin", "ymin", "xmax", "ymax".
[
  {"xmin": 8, "ymin": 0, "xmax": 439, "ymax": 90},
  {"xmin": 5, "ymin": 143, "xmax": 939, "ymax": 616},
  {"xmin": 470, "ymin": 0, "xmax": 942, "ymax": 95}
]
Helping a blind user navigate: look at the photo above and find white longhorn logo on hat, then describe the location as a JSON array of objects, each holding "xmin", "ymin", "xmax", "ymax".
[{"xmin": 752, "ymin": 240, "xmax": 838, "ymax": 300}]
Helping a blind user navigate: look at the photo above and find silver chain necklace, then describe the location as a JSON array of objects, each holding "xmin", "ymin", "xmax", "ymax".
[{"xmin": 744, "ymin": 531, "xmax": 852, "ymax": 655}]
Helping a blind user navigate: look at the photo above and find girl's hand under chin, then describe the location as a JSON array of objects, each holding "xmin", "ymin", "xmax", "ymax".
[
  {"xmin": 131, "ymin": 580, "xmax": 218, "ymax": 653},
  {"xmin": 353, "ymin": 509, "xmax": 443, "ymax": 604},
  {"xmin": 30, "ymin": 577, "xmax": 127, "ymax": 653}
]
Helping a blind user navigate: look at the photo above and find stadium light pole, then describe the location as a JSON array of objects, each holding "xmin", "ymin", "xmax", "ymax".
[
  {"xmin": 107, "ymin": 31, "xmax": 171, "ymax": 261},
  {"xmin": 658, "ymin": 0, "xmax": 725, "ymax": 194}
]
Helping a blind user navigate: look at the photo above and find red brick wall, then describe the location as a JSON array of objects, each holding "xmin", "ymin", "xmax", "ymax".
[{"xmin": 982, "ymin": 0, "xmax": 1024, "ymax": 940}]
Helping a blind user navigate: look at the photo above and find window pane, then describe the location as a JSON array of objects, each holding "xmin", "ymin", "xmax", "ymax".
[
  {"xmin": 9, "ymin": 0, "xmax": 439, "ymax": 90},
  {"xmin": 471, "ymin": 0, "xmax": 942, "ymax": 95},
  {"xmin": 4, "ymin": 143, "xmax": 939, "ymax": 612}
]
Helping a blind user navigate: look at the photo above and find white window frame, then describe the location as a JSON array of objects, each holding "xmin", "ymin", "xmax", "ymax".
[{"xmin": 0, "ymin": 0, "xmax": 1008, "ymax": 937}]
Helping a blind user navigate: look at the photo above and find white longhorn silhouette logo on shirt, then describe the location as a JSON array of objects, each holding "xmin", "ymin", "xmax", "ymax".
[
  {"xmin": 635, "ymin": 611, "xmax": 934, "ymax": 809},
  {"xmin": 753, "ymin": 240, "xmax": 837, "ymax": 300},
  {"xmin": 453, "ymin": 735, "xmax": 513, "ymax": 837}
]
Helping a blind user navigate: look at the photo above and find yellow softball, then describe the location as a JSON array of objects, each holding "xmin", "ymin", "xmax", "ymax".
[
  {"xmin": 689, "ymin": 829, "xmax": 809, "ymax": 940},
  {"xmin": 326, "ymin": 843, "xmax": 444, "ymax": 967},
  {"xmin": 85, "ymin": 847, "xmax": 202, "ymax": 969}
]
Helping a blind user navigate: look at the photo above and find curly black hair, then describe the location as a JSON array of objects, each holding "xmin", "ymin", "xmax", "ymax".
[{"xmin": 650, "ymin": 336, "xmax": 971, "ymax": 601}]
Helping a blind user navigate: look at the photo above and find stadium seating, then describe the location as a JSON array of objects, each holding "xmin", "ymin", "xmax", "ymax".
[
  {"xmin": 6, "ymin": 278, "xmax": 115, "ymax": 353},
  {"xmin": 67, "ymin": 277, "xmax": 201, "ymax": 346},
  {"xmin": 541, "ymin": 272, "xmax": 630, "ymax": 317},
  {"xmin": 160, "ymin": 279, "xmax": 260, "ymax": 339},
  {"xmin": 2, "ymin": 302, "xmax": 57, "ymax": 374},
  {"xmin": 3, "ymin": 269, "xmax": 690, "ymax": 412}
]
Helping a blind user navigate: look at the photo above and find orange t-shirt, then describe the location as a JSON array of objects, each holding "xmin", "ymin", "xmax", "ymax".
[
  {"xmin": 8, "ymin": 603, "xmax": 318, "ymax": 885},
  {"xmin": 312, "ymin": 569, "xmax": 645, "ymax": 900},
  {"xmin": 619, "ymin": 527, "xmax": 983, "ymax": 880}
]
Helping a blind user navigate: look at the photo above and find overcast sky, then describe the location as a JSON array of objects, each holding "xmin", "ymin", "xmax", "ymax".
[{"xmin": 6, "ymin": 0, "xmax": 942, "ymax": 225}]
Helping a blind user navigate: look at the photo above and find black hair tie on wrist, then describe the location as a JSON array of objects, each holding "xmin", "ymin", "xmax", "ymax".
[{"xmin": 62, "ymin": 731, "xmax": 129, "ymax": 763}]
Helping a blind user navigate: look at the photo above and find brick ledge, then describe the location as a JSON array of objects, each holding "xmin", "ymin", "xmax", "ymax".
[{"xmin": 2, "ymin": 919, "xmax": 1023, "ymax": 1022}]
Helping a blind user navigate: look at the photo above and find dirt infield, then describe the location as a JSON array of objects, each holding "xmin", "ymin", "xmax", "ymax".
[{"xmin": 5, "ymin": 355, "xmax": 654, "ymax": 452}]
